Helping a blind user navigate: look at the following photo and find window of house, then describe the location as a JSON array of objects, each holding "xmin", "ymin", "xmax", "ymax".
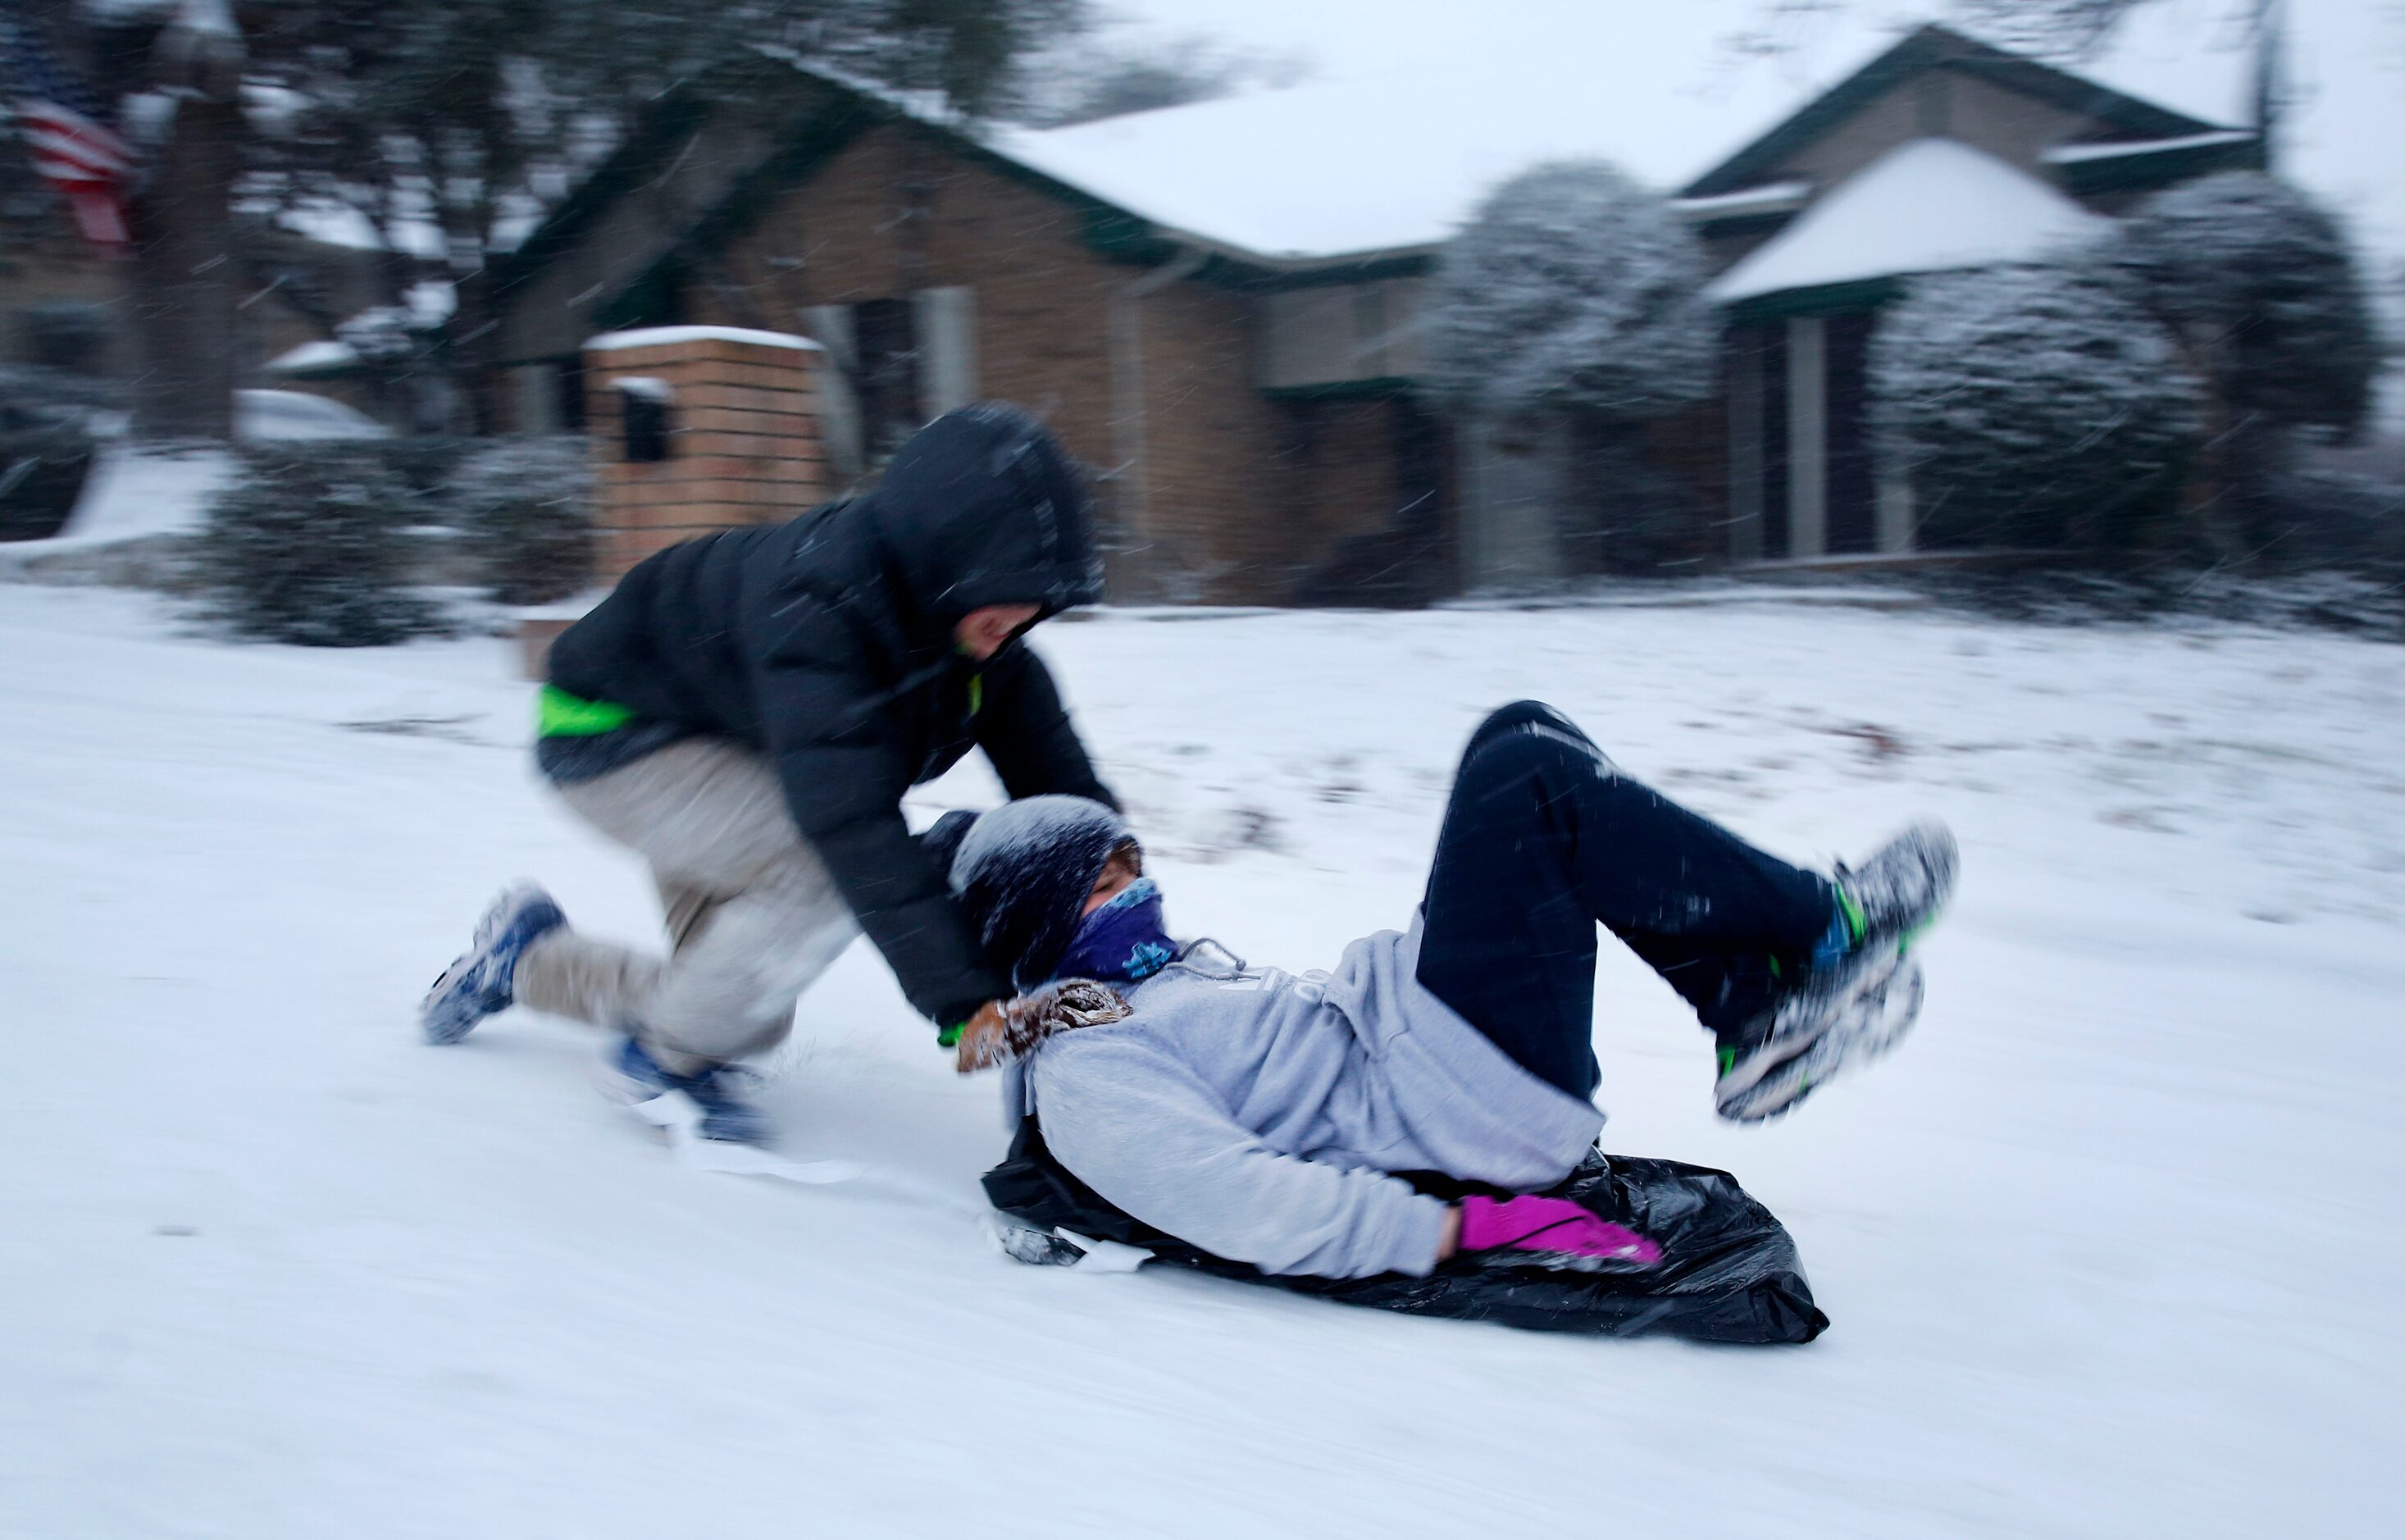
[
  {"xmin": 553, "ymin": 356, "xmax": 586, "ymax": 434},
  {"xmin": 799, "ymin": 287, "xmax": 978, "ymax": 482},
  {"xmin": 849, "ymin": 297, "xmax": 923, "ymax": 464}
]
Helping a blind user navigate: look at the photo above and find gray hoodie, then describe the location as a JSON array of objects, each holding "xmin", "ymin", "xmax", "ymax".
[{"xmin": 1020, "ymin": 918, "xmax": 1607, "ymax": 1279}]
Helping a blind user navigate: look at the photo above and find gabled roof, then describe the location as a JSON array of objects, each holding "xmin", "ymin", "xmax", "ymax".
[
  {"xmin": 491, "ymin": 16, "xmax": 2251, "ymax": 312},
  {"xmin": 975, "ymin": 20, "xmax": 2243, "ymax": 267},
  {"xmin": 972, "ymin": 35, "xmax": 1899, "ymax": 265},
  {"xmin": 1707, "ymin": 137, "xmax": 2111, "ymax": 304},
  {"xmin": 1682, "ymin": 23, "xmax": 2231, "ymax": 198}
]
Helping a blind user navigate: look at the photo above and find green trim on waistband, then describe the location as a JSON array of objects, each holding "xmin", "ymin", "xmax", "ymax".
[{"xmin": 538, "ymin": 684, "xmax": 639, "ymax": 737}]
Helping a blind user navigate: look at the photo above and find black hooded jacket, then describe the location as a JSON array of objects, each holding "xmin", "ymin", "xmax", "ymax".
[{"xmin": 543, "ymin": 403, "xmax": 1115, "ymax": 1027}]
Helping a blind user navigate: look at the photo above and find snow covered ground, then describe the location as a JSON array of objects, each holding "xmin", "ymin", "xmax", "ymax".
[{"xmin": 3, "ymin": 585, "xmax": 2400, "ymax": 1538}]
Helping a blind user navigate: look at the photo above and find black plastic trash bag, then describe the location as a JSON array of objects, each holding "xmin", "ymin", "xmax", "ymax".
[{"xmin": 982, "ymin": 1119, "xmax": 1829, "ymax": 1345}]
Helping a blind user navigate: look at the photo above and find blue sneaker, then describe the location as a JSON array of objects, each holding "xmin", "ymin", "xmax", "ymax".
[
  {"xmin": 603, "ymin": 1037, "xmax": 772, "ymax": 1146},
  {"xmin": 1715, "ymin": 948, "xmax": 1924, "ymax": 1123},
  {"xmin": 420, "ymin": 884, "xmax": 566, "ymax": 1045},
  {"xmin": 1715, "ymin": 819, "xmax": 1959, "ymax": 1123}
]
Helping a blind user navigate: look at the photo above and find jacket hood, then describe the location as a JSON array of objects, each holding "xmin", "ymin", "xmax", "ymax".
[{"xmin": 864, "ymin": 403, "xmax": 1105, "ymax": 631}]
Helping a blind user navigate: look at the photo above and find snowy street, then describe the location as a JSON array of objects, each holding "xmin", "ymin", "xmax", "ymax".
[{"xmin": 2, "ymin": 584, "xmax": 2400, "ymax": 1537}]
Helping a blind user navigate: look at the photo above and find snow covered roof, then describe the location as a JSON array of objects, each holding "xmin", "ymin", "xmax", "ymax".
[
  {"xmin": 977, "ymin": 39, "xmax": 1906, "ymax": 262},
  {"xmin": 1707, "ymin": 138, "xmax": 2112, "ymax": 304},
  {"xmin": 2040, "ymin": 130, "xmax": 2260, "ymax": 167},
  {"xmin": 260, "ymin": 339, "xmax": 358, "ymax": 377},
  {"xmin": 235, "ymin": 389, "xmax": 389, "ymax": 442},
  {"xmin": 585, "ymin": 325, "xmax": 822, "ymax": 353},
  {"xmin": 495, "ymin": 9, "xmax": 2281, "ymax": 335},
  {"xmin": 963, "ymin": 16, "xmax": 2242, "ymax": 266},
  {"xmin": 1672, "ymin": 181, "xmax": 1815, "ymax": 222}
]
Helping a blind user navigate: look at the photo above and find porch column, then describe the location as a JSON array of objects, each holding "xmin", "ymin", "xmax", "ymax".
[
  {"xmin": 511, "ymin": 364, "xmax": 559, "ymax": 433},
  {"xmin": 1785, "ymin": 315, "xmax": 1827, "ymax": 559},
  {"xmin": 1875, "ymin": 465, "xmax": 1915, "ymax": 554},
  {"xmin": 1727, "ymin": 335, "xmax": 1765, "ymax": 563}
]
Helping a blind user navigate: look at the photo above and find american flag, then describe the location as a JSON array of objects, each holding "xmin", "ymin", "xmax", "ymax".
[{"xmin": 1, "ymin": 2, "xmax": 134, "ymax": 248}]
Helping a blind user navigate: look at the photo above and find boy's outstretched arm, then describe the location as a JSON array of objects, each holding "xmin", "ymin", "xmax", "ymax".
[{"xmin": 754, "ymin": 603, "xmax": 1006, "ymax": 1032}]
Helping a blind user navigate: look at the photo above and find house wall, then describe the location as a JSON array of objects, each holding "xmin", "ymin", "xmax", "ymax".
[
  {"xmin": 1780, "ymin": 68, "xmax": 2095, "ymax": 191},
  {"xmin": 1128, "ymin": 279, "xmax": 1292, "ymax": 597},
  {"xmin": 690, "ymin": 121, "xmax": 1312, "ymax": 604},
  {"xmin": 1274, "ymin": 397, "xmax": 1401, "ymax": 559}
]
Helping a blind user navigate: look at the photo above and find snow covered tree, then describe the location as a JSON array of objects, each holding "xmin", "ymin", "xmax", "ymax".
[
  {"xmin": 71, "ymin": 0, "xmax": 1090, "ymax": 440},
  {"xmin": 1012, "ymin": 28, "xmax": 1310, "ymax": 127},
  {"xmin": 232, "ymin": 0, "xmax": 1086, "ymax": 276},
  {"xmin": 2114, "ymin": 171, "xmax": 2379, "ymax": 441},
  {"xmin": 2111, "ymin": 171, "xmax": 2382, "ymax": 556},
  {"xmin": 1870, "ymin": 257, "xmax": 2203, "ymax": 551},
  {"xmin": 1738, "ymin": 2, "xmax": 2279, "ymax": 65},
  {"xmin": 1423, "ymin": 161, "xmax": 1717, "ymax": 576},
  {"xmin": 1423, "ymin": 161, "xmax": 1715, "ymax": 421},
  {"xmin": 1948, "ymin": 0, "xmax": 2187, "ymax": 56}
]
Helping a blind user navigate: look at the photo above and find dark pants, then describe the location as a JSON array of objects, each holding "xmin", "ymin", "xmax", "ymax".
[{"xmin": 1415, "ymin": 702, "xmax": 1837, "ymax": 1100}]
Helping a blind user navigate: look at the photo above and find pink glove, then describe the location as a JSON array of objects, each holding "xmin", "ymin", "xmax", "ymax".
[{"xmin": 1456, "ymin": 1195, "xmax": 1663, "ymax": 1266}]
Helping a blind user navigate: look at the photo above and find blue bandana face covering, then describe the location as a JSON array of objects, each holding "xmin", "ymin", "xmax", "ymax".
[{"xmin": 1053, "ymin": 877, "xmax": 1174, "ymax": 986}]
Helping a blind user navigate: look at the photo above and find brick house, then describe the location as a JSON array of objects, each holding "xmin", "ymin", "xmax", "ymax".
[{"xmin": 471, "ymin": 22, "xmax": 2257, "ymax": 604}]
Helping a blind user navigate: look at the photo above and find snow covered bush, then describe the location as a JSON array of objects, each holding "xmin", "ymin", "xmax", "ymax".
[
  {"xmin": 194, "ymin": 445, "xmax": 444, "ymax": 646},
  {"xmin": 1423, "ymin": 161, "xmax": 1715, "ymax": 420},
  {"xmin": 1870, "ymin": 258, "xmax": 2202, "ymax": 551},
  {"xmin": 2111, "ymin": 173, "xmax": 2385, "ymax": 563},
  {"xmin": 2114, "ymin": 171, "xmax": 2380, "ymax": 442},
  {"xmin": 453, "ymin": 435, "xmax": 595, "ymax": 605}
]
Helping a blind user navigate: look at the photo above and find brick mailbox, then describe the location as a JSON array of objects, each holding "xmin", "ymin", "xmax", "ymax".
[
  {"xmin": 584, "ymin": 325, "xmax": 828, "ymax": 576},
  {"xmin": 519, "ymin": 326, "xmax": 828, "ymax": 675}
]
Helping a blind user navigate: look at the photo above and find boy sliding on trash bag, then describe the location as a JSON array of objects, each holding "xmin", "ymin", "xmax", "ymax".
[
  {"xmin": 931, "ymin": 701, "xmax": 1956, "ymax": 1281},
  {"xmin": 420, "ymin": 403, "xmax": 1118, "ymax": 1144}
]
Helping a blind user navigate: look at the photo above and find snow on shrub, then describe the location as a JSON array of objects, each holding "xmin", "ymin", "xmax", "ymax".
[
  {"xmin": 453, "ymin": 435, "xmax": 594, "ymax": 605},
  {"xmin": 194, "ymin": 444, "xmax": 444, "ymax": 647},
  {"xmin": 1870, "ymin": 257, "xmax": 2202, "ymax": 550},
  {"xmin": 2114, "ymin": 171, "xmax": 2380, "ymax": 440},
  {"xmin": 1423, "ymin": 161, "xmax": 1715, "ymax": 421}
]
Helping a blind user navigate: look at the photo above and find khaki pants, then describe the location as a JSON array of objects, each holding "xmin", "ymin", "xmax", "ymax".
[{"xmin": 516, "ymin": 738, "xmax": 859, "ymax": 1074}]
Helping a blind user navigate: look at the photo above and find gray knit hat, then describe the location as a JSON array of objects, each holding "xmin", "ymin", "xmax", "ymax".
[{"xmin": 925, "ymin": 795, "xmax": 1136, "ymax": 993}]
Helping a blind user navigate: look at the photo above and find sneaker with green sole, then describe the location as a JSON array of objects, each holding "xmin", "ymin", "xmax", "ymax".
[{"xmin": 1714, "ymin": 819, "xmax": 1957, "ymax": 1123}]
